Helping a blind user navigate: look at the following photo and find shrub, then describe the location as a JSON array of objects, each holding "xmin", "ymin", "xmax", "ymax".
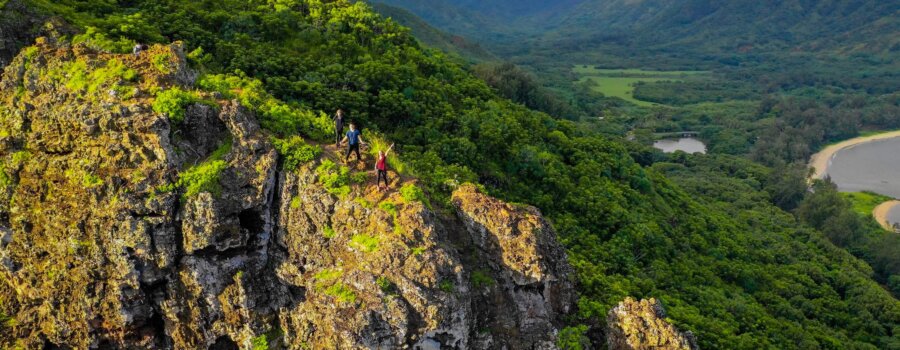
[
  {"xmin": 315, "ymin": 159, "xmax": 351, "ymax": 197},
  {"xmin": 272, "ymin": 136, "xmax": 322, "ymax": 171},
  {"xmin": 198, "ymin": 73, "xmax": 334, "ymax": 140},
  {"xmin": 557, "ymin": 325, "xmax": 591, "ymax": 350},
  {"xmin": 400, "ymin": 184, "xmax": 431, "ymax": 209},
  {"xmin": 151, "ymin": 52, "xmax": 172, "ymax": 73},
  {"xmin": 153, "ymin": 88, "xmax": 207, "ymax": 124},
  {"xmin": 158, "ymin": 160, "xmax": 227, "ymax": 198},
  {"xmin": 290, "ymin": 196, "xmax": 302, "ymax": 209},
  {"xmin": 378, "ymin": 201, "xmax": 398, "ymax": 218}
]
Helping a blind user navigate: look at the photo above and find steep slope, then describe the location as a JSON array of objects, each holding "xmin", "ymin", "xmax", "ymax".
[
  {"xmin": 369, "ymin": 3, "xmax": 496, "ymax": 62},
  {"xmin": 0, "ymin": 39, "xmax": 575, "ymax": 348},
  {"xmin": 1, "ymin": 1, "xmax": 898, "ymax": 349}
]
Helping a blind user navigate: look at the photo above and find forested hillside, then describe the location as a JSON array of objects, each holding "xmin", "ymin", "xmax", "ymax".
[{"xmin": 0, "ymin": 0, "xmax": 898, "ymax": 349}]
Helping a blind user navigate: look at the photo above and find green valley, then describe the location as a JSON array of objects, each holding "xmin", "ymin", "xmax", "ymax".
[{"xmin": 0, "ymin": 0, "xmax": 897, "ymax": 349}]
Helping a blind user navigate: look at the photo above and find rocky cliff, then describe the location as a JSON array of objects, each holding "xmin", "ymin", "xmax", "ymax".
[
  {"xmin": 606, "ymin": 298, "xmax": 699, "ymax": 350},
  {"xmin": 0, "ymin": 37, "xmax": 577, "ymax": 349}
]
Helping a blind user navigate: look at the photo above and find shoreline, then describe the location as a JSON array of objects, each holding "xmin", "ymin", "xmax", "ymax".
[
  {"xmin": 873, "ymin": 200, "xmax": 900, "ymax": 232},
  {"xmin": 808, "ymin": 130, "xmax": 900, "ymax": 180}
]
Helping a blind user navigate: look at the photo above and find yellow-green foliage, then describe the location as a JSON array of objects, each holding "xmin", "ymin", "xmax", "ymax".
[
  {"xmin": 72, "ymin": 26, "xmax": 134, "ymax": 53},
  {"xmin": 152, "ymin": 87, "xmax": 205, "ymax": 124},
  {"xmin": 376, "ymin": 276, "xmax": 397, "ymax": 295},
  {"xmin": 410, "ymin": 247, "xmax": 425, "ymax": 256},
  {"xmin": 198, "ymin": 74, "xmax": 333, "ymax": 140},
  {"xmin": 324, "ymin": 283, "xmax": 357, "ymax": 304},
  {"xmin": 171, "ymin": 160, "xmax": 226, "ymax": 198},
  {"xmin": 353, "ymin": 196, "xmax": 372, "ymax": 208},
  {"xmin": 841, "ymin": 192, "xmax": 893, "ymax": 217},
  {"xmin": 350, "ymin": 234, "xmax": 379, "ymax": 252},
  {"xmin": 400, "ymin": 184, "xmax": 431, "ymax": 209},
  {"xmin": 290, "ymin": 196, "xmax": 302, "ymax": 209},
  {"xmin": 315, "ymin": 159, "xmax": 351, "ymax": 197},
  {"xmin": 64, "ymin": 58, "xmax": 137, "ymax": 98},
  {"xmin": 271, "ymin": 136, "xmax": 322, "ymax": 171},
  {"xmin": 378, "ymin": 201, "xmax": 397, "ymax": 218},
  {"xmin": 159, "ymin": 140, "xmax": 230, "ymax": 198},
  {"xmin": 323, "ymin": 226, "xmax": 336, "ymax": 239},
  {"xmin": 81, "ymin": 173, "xmax": 104, "ymax": 188},
  {"xmin": 0, "ymin": 163, "xmax": 9, "ymax": 187},
  {"xmin": 314, "ymin": 269, "xmax": 356, "ymax": 303},
  {"xmin": 151, "ymin": 52, "xmax": 173, "ymax": 73},
  {"xmin": 251, "ymin": 328, "xmax": 283, "ymax": 350}
]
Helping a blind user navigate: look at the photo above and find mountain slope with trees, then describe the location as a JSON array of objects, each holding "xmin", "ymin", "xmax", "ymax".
[{"xmin": 0, "ymin": 0, "xmax": 897, "ymax": 349}]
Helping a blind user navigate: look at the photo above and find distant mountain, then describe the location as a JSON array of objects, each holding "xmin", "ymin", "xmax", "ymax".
[
  {"xmin": 370, "ymin": 3, "xmax": 496, "ymax": 62},
  {"xmin": 375, "ymin": 0, "xmax": 900, "ymax": 56}
]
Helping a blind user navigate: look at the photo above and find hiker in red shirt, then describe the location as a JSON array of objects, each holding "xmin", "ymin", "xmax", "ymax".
[{"xmin": 375, "ymin": 143, "xmax": 394, "ymax": 190}]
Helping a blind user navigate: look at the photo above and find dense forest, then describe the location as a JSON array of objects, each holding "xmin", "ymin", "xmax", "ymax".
[{"xmin": 1, "ymin": 0, "xmax": 899, "ymax": 349}]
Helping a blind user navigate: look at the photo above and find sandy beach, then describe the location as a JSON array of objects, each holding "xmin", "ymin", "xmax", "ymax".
[
  {"xmin": 873, "ymin": 200, "xmax": 900, "ymax": 232},
  {"xmin": 808, "ymin": 130, "xmax": 900, "ymax": 179}
]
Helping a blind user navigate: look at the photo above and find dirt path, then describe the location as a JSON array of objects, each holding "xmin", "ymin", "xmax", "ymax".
[
  {"xmin": 808, "ymin": 130, "xmax": 900, "ymax": 179},
  {"xmin": 873, "ymin": 200, "xmax": 900, "ymax": 232}
]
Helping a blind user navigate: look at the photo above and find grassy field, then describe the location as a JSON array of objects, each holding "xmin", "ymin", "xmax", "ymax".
[
  {"xmin": 573, "ymin": 66, "xmax": 709, "ymax": 106},
  {"xmin": 841, "ymin": 191, "xmax": 895, "ymax": 217},
  {"xmin": 573, "ymin": 66, "xmax": 709, "ymax": 77}
]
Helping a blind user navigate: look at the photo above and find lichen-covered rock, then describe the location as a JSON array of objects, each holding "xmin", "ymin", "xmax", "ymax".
[
  {"xmin": 452, "ymin": 184, "xmax": 575, "ymax": 350},
  {"xmin": 0, "ymin": 37, "xmax": 578, "ymax": 349},
  {"xmin": 275, "ymin": 166, "xmax": 471, "ymax": 349},
  {"xmin": 606, "ymin": 298, "xmax": 699, "ymax": 350}
]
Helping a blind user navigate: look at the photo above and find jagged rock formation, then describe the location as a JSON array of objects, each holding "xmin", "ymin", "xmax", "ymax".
[
  {"xmin": 606, "ymin": 298, "xmax": 699, "ymax": 350},
  {"xmin": 0, "ymin": 38, "xmax": 575, "ymax": 349}
]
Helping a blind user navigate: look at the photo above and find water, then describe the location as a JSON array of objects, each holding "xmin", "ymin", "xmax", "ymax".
[
  {"xmin": 826, "ymin": 137, "xmax": 900, "ymax": 198},
  {"xmin": 653, "ymin": 138, "xmax": 707, "ymax": 154},
  {"xmin": 887, "ymin": 206, "xmax": 900, "ymax": 229}
]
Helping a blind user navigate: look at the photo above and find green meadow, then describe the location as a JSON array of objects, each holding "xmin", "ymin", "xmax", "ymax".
[{"xmin": 574, "ymin": 66, "xmax": 709, "ymax": 106}]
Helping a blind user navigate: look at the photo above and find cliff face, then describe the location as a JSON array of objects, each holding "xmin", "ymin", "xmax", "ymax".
[{"xmin": 0, "ymin": 38, "xmax": 576, "ymax": 349}]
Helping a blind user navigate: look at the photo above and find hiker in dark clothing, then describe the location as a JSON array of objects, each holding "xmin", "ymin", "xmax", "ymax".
[
  {"xmin": 133, "ymin": 43, "xmax": 148, "ymax": 57},
  {"xmin": 332, "ymin": 109, "xmax": 346, "ymax": 146},
  {"xmin": 375, "ymin": 143, "xmax": 394, "ymax": 189},
  {"xmin": 340, "ymin": 123, "xmax": 366, "ymax": 162}
]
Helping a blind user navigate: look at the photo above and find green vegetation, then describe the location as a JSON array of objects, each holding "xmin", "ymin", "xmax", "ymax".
[
  {"xmin": 81, "ymin": 173, "xmax": 103, "ymax": 188},
  {"xmin": 271, "ymin": 136, "xmax": 322, "ymax": 171},
  {"xmin": 470, "ymin": 270, "xmax": 494, "ymax": 289},
  {"xmin": 62, "ymin": 57, "xmax": 137, "ymax": 99},
  {"xmin": 574, "ymin": 68, "xmax": 710, "ymax": 107},
  {"xmin": 378, "ymin": 201, "xmax": 398, "ymax": 218},
  {"xmin": 350, "ymin": 234, "xmax": 379, "ymax": 253},
  {"xmin": 556, "ymin": 325, "xmax": 591, "ymax": 350},
  {"xmin": 315, "ymin": 160, "xmax": 351, "ymax": 197},
  {"xmin": 159, "ymin": 138, "xmax": 231, "ymax": 198},
  {"xmin": 152, "ymin": 87, "xmax": 206, "ymax": 124},
  {"xmin": 399, "ymin": 184, "xmax": 430, "ymax": 209},
  {"xmin": 290, "ymin": 196, "xmax": 302, "ymax": 209},
  {"xmin": 151, "ymin": 52, "xmax": 172, "ymax": 73},
  {"xmin": 324, "ymin": 283, "xmax": 357, "ymax": 304},
  {"xmin": 314, "ymin": 269, "xmax": 357, "ymax": 304},
  {"xmin": 842, "ymin": 192, "xmax": 895, "ymax": 218},
  {"xmin": 376, "ymin": 276, "xmax": 397, "ymax": 295},
  {"xmin": 323, "ymin": 226, "xmax": 336, "ymax": 239},
  {"xmin": 19, "ymin": 0, "xmax": 900, "ymax": 349},
  {"xmin": 438, "ymin": 279, "xmax": 454, "ymax": 294}
]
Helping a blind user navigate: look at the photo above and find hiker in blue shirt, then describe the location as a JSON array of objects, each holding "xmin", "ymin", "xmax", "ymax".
[{"xmin": 340, "ymin": 122, "xmax": 367, "ymax": 163}]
